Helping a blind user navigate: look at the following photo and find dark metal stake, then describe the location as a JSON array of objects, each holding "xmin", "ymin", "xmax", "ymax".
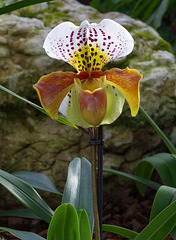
[{"xmin": 98, "ymin": 125, "xmax": 104, "ymax": 240}]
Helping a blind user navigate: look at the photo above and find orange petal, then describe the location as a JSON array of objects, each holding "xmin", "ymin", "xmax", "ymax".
[
  {"xmin": 105, "ymin": 67, "xmax": 142, "ymax": 116},
  {"xmin": 33, "ymin": 72, "xmax": 77, "ymax": 119}
]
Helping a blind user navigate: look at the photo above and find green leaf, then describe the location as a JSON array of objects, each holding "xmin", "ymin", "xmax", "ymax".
[
  {"xmin": 0, "ymin": 226, "xmax": 45, "ymax": 240},
  {"xmin": 62, "ymin": 157, "xmax": 94, "ymax": 234},
  {"xmin": 142, "ymin": 0, "xmax": 161, "ymax": 21},
  {"xmin": 139, "ymin": 106, "xmax": 176, "ymax": 154},
  {"xmin": 13, "ymin": 171, "xmax": 62, "ymax": 195},
  {"xmin": 0, "ymin": 0, "xmax": 53, "ymax": 15},
  {"xmin": 0, "ymin": 85, "xmax": 77, "ymax": 129},
  {"xmin": 47, "ymin": 203, "xmax": 80, "ymax": 240},
  {"xmin": 90, "ymin": 0, "xmax": 101, "ymax": 10},
  {"xmin": 147, "ymin": 0, "xmax": 169, "ymax": 28},
  {"xmin": 77, "ymin": 209, "xmax": 92, "ymax": 240},
  {"xmin": 102, "ymin": 224, "xmax": 138, "ymax": 239},
  {"xmin": 0, "ymin": 208, "xmax": 40, "ymax": 219},
  {"xmin": 150, "ymin": 186, "xmax": 176, "ymax": 240},
  {"xmin": 131, "ymin": 0, "xmax": 151, "ymax": 18},
  {"xmin": 134, "ymin": 192, "xmax": 176, "ymax": 240},
  {"xmin": 103, "ymin": 168, "xmax": 160, "ymax": 191},
  {"xmin": 136, "ymin": 153, "xmax": 176, "ymax": 195},
  {"xmin": 77, "ymin": 209, "xmax": 91, "ymax": 240},
  {"xmin": 0, "ymin": 170, "xmax": 53, "ymax": 223}
]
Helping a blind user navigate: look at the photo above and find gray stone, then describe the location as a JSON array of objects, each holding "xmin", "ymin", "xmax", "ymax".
[{"xmin": 0, "ymin": 0, "xmax": 176, "ymax": 206}]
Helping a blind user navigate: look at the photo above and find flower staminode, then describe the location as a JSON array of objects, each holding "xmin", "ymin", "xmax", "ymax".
[{"xmin": 34, "ymin": 19, "xmax": 142, "ymax": 127}]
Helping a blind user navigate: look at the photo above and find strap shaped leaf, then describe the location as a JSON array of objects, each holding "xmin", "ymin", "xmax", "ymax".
[
  {"xmin": 0, "ymin": 227, "xmax": 45, "ymax": 240},
  {"xmin": 136, "ymin": 153, "xmax": 176, "ymax": 195},
  {"xmin": 0, "ymin": 170, "xmax": 53, "ymax": 223}
]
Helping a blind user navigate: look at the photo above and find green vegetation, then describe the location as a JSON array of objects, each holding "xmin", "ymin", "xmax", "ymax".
[
  {"xmin": 156, "ymin": 39, "xmax": 172, "ymax": 52},
  {"xmin": 133, "ymin": 31, "xmax": 155, "ymax": 41}
]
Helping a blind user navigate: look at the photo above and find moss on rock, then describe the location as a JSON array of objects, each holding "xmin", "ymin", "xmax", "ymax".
[
  {"xmin": 155, "ymin": 39, "xmax": 172, "ymax": 53},
  {"xmin": 133, "ymin": 30, "xmax": 155, "ymax": 41},
  {"xmin": 14, "ymin": 1, "xmax": 68, "ymax": 26}
]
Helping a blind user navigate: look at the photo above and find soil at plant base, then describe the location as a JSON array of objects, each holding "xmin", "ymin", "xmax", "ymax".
[
  {"xmin": 0, "ymin": 185, "xmax": 174, "ymax": 240},
  {"xmin": 101, "ymin": 188, "xmax": 173, "ymax": 240}
]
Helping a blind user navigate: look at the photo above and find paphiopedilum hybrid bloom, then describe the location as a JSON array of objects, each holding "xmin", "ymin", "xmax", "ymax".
[{"xmin": 34, "ymin": 19, "xmax": 142, "ymax": 128}]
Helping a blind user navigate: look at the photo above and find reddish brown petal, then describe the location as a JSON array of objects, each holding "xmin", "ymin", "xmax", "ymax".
[{"xmin": 33, "ymin": 72, "xmax": 77, "ymax": 119}]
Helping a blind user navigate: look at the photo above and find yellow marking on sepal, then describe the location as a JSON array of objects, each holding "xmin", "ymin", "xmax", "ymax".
[{"xmin": 105, "ymin": 67, "xmax": 142, "ymax": 116}]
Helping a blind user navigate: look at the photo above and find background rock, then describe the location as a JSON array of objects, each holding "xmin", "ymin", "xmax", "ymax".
[{"xmin": 0, "ymin": 0, "xmax": 176, "ymax": 207}]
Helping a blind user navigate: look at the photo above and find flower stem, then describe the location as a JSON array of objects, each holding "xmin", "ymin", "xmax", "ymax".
[
  {"xmin": 89, "ymin": 127, "xmax": 100, "ymax": 240},
  {"xmin": 97, "ymin": 125, "xmax": 103, "ymax": 239}
]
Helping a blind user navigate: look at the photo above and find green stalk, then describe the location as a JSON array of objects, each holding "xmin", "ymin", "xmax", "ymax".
[
  {"xmin": 139, "ymin": 106, "xmax": 176, "ymax": 154},
  {"xmin": 4, "ymin": 152, "xmax": 31, "ymax": 172},
  {"xmin": 0, "ymin": 0, "xmax": 53, "ymax": 15},
  {"xmin": 89, "ymin": 128, "xmax": 100, "ymax": 240}
]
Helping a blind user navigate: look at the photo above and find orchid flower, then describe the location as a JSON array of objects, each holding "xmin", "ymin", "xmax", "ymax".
[{"xmin": 34, "ymin": 19, "xmax": 142, "ymax": 128}]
